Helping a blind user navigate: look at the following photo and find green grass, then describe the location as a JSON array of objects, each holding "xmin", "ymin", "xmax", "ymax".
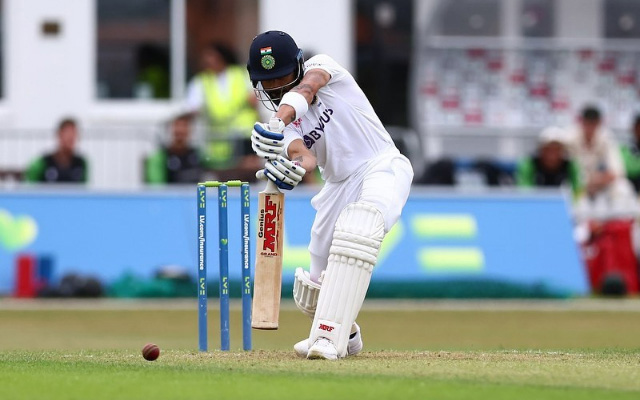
[{"xmin": 0, "ymin": 302, "xmax": 639, "ymax": 399}]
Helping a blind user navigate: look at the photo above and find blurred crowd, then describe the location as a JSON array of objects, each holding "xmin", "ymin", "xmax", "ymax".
[
  {"xmin": 20, "ymin": 42, "xmax": 323, "ymax": 187},
  {"xmin": 517, "ymin": 105, "xmax": 639, "ymax": 216},
  {"xmin": 17, "ymin": 42, "xmax": 640, "ymax": 211},
  {"xmin": 418, "ymin": 105, "xmax": 640, "ymax": 296},
  {"xmin": 419, "ymin": 105, "xmax": 640, "ymax": 211},
  {"xmin": 21, "ymin": 43, "xmax": 264, "ymax": 186}
]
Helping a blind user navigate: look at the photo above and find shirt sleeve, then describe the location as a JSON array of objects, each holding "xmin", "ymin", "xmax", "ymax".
[
  {"xmin": 282, "ymin": 125, "xmax": 305, "ymax": 159},
  {"xmin": 568, "ymin": 160, "xmax": 583, "ymax": 197},
  {"xmin": 184, "ymin": 77, "xmax": 204, "ymax": 113},
  {"xmin": 621, "ymin": 145, "xmax": 640, "ymax": 178},
  {"xmin": 24, "ymin": 157, "xmax": 45, "ymax": 182},
  {"xmin": 515, "ymin": 158, "xmax": 534, "ymax": 187},
  {"xmin": 146, "ymin": 150, "xmax": 167, "ymax": 184},
  {"xmin": 304, "ymin": 54, "xmax": 347, "ymax": 84}
]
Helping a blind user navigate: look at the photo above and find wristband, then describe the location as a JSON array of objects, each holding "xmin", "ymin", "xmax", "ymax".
[{"xmin": 280, "ymin": 91, "xmax": 309, "ymax": 119}]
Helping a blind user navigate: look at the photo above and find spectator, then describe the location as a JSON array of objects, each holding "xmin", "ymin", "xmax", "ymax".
[
  {"xmin": 185, "ymin": 43, "xmax": 259, "ymax": 170},
  {"xmin": 25, "ymin": 118, "xmax": 88, "ymax": 184},
  {"xmin": 516, "ymin": 126, "xmax": 581, "ymax": 196},
  {"xmin": 145, "ymin": 114, "xmax": 202, "ymax": 184},
  {"xmin": 620, "ymin": 114, "xmax": 640, "ymax": 193},
  {"xmin": 564, "ymin": 106, "xmax": 633, "ymax": 206}
]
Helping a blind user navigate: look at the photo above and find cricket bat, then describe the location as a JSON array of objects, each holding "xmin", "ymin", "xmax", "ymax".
[{"xmin": 251, "ymin": 179, "xmax": 285, "ymax": 330}]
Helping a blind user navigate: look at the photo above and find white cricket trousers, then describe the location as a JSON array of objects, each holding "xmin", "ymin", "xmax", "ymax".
[{"xmin": 308, "ymin": 149, "xmax": 414, "ymax": 282}]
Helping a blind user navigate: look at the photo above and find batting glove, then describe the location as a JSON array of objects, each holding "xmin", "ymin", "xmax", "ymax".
[
  {"xmin": 256, "ymin": 155, "xmax": 306, "ymax": 191},
  {"xmin": 251, "ymin": 118, "xmax": 286, "ymax": 160}
]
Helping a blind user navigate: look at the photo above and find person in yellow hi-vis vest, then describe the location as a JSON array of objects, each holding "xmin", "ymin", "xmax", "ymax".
[{"xmin": 185, "ymin": 43, "xmax": 261, "ymax": 174}]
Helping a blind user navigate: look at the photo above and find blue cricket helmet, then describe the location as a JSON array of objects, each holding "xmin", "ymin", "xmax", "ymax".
[{"xmin": 247, "ymin": 31, "xmax": 303, "ymax": 84}]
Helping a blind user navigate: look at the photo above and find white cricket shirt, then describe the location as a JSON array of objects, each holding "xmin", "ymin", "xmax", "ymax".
[{"xmin": 282, "ymin": 54, "xmax": 395, "ymax": 182}]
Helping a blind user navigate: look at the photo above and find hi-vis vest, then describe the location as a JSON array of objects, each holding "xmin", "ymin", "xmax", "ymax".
[{"xmin": 199, "ymin": 66, "xmax": 258, "ymax": 168}]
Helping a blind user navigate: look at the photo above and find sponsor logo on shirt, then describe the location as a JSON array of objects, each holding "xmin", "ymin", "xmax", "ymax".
[{"xmin": 303, "ymin": 108, "xmax": 333, "ymax": 149}]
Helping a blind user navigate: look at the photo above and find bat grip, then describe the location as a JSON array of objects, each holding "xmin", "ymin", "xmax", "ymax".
[{"xmin": 265, "ymin": 179, "xmax": 281, "ymax": 194}]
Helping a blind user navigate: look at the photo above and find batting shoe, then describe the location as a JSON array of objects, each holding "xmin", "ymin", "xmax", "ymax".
[
  {"xmin": 294, "ymin": 323, "xmax": 363, "ymax": 358},
  {"xmin": 307, "ymin": 337, "xmax": 338, "ymax": 360}
]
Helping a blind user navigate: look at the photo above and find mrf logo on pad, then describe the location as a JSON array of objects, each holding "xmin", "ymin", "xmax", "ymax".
[
  {"xmin": 319, "ymin": 324, "xmax": 335, "ymax": 332},
  {"xmin": 258, "ymin": 195, "xmax": 281, "ymax": 255}
]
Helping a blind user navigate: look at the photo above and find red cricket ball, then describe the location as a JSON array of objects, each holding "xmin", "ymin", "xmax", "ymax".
[{"xmin": 142, "ymin": 343, "xmax": 160, "ymax": 361}]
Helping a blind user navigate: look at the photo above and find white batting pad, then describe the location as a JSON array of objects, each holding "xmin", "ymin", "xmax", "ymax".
[
  {"xmin": 293, "ymin": 268, "xmax": 321, "ymax": 319},
  {"xmin": 309, "ymin": 202, "xmax": 385, "ymax": 357}
]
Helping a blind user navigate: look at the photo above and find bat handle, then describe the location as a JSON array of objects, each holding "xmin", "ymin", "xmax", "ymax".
[{"xmin": 265, "ymin": 179, "xmax": 281, "ymax": 194}]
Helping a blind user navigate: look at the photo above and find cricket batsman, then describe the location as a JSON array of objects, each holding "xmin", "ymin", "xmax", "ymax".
[{"xmin": 247, "ymin": 31, "xmax": 413, "ymax": 359}]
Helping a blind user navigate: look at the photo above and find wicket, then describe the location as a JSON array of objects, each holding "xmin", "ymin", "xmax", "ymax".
[{"xmin": 197, "ymin": 180, "xmax": 251, "ymax": 351}]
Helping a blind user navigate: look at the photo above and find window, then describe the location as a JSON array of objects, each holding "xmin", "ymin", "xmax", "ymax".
[
  {"xmin": 96, "ymin": 0, "xmax": 171, "ymax": 99},
  {"xmin": 440, "ymin": 0, "xmax": 501, "ymax": 37},
  {"xmin": 356, "ymin": 0, "xmax": 413, "ymax": 126},
  {"xmin": 605, "ymin": 0, "xmax": 640, "ymax": 39},
  {"xmin": 521, "ymin": 0, "xmax": 554, "ymax": 38},
  {"xmin": 184, "ymin": 0, "xmax": 258, "ymax": 80}
]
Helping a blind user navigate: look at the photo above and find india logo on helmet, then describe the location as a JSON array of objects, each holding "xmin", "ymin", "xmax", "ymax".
[{"xmin": 261, "ymin": 55, "xmax": 275, "ymax": 70}]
